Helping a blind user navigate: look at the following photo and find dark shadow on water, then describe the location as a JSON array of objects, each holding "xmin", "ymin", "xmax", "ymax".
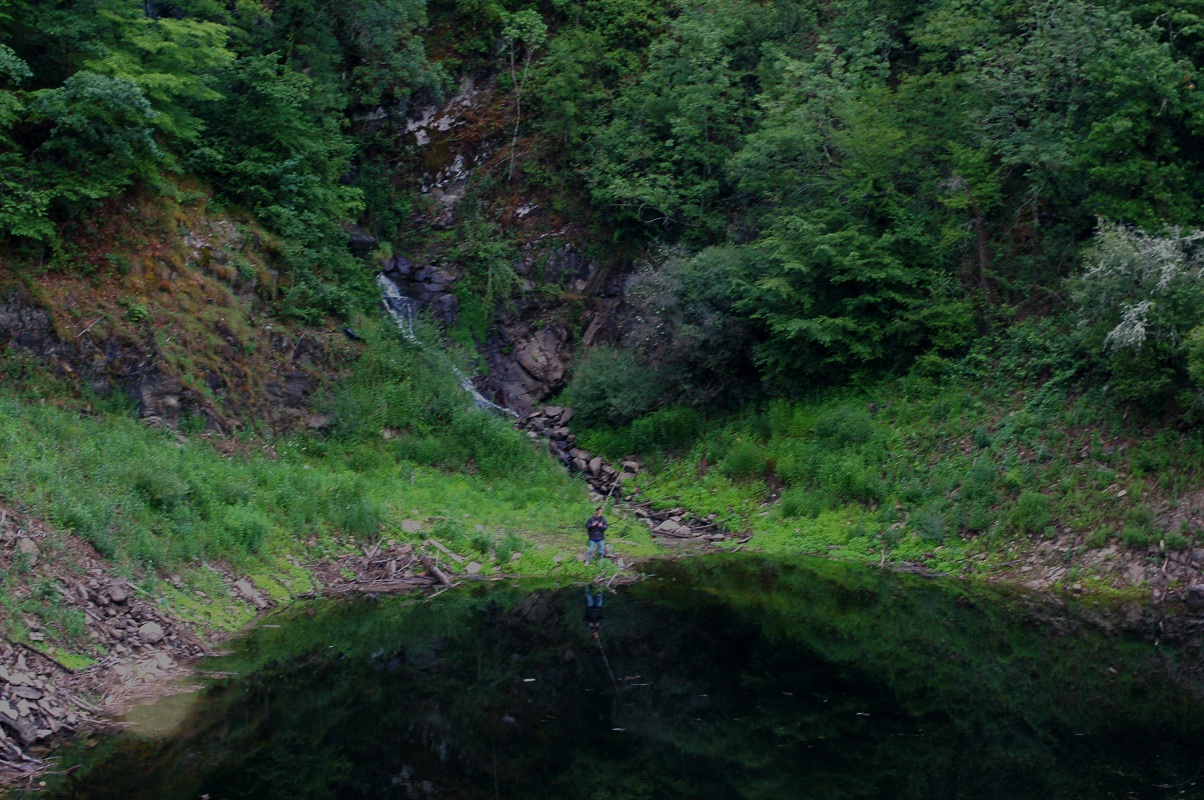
[{"xmin": 32, "ymin": 556, "xmax": 1204, "ymax": 799}]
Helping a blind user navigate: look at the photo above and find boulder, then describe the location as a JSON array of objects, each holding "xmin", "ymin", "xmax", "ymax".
[
  {"xmin": 138, "ymin": 621, "xmax": 165, "ymax": 645},
  {"xmin": 428, "ymin": 269, "xmax": 454, "ymax": 287},
  {"xmin": 345, "ymin": 224, "xmax": 378, "ymax": 259}
]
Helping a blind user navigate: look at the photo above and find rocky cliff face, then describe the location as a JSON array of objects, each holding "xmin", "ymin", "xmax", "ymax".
[
  {"xmin": 1, "ymin": 286, "xmax": 330, "ymax": 432},
  {"xmin": 384, "ymin": 73, "xmax": 637, "ymax": 416}
]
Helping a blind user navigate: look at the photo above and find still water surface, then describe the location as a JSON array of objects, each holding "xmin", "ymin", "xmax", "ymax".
[{"xmin": 34, "ymin": 556, "xmax": 1204, "ymax": 799}]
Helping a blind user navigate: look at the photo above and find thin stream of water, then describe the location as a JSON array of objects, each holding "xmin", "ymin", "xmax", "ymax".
[{"xmin": 375, "ymin": 273, "xmax": 516, "ymax": 417}]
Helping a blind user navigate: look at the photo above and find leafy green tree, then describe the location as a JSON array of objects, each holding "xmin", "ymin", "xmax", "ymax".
[
  {"xmin": 1069, "ymin": 222, "xmax": 1204, "ymax": 405},
  {"xmin": 501, "ymin": 7, "xmax": 547, "ymax": 181},
  {"xmin": 587, "ymin": 0, "xmax": 766, "ymax": 238},
  {"xmin": 83, "ymin": 3, "xmax": 234, "ymax": 141},
  {"xmin": 623, "ymin": 246, "xmax": 756, "ymax": 406},
  {"xmin": 741, "ymin": 211, "xmax": 973, "ymax": 383},
  {"xmin": 964, "ymin": 0, "xmax": 1204, "ymax": 231},
  {"xmin": 0, "ymin": 43, "xmax": 49, "ymax": 241},
  {"xmin": 29, "ymin": 70, "xmax": 160, "ymax": 201}
]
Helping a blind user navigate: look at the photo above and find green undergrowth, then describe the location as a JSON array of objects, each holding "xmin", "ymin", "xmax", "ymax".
[
  {"xmin": 0, "ymin": 394, "xmax": 602, "ymax": 558},
  {"xmin": 581, "ymin": 337, "xmax": 1204, "ymax": 579},
  {"xmin": 0, "ymin": 317, "xmax": 652, "ymax": 649}
]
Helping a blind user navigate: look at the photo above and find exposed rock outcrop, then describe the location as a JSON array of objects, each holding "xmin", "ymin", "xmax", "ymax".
[
  {"xmin": 0, "ymin": 288, "xmax": 326, "ymax": 434},
  {"xmin": 379, "ymin": 255, "xmax": 461, "ymax": 326}
]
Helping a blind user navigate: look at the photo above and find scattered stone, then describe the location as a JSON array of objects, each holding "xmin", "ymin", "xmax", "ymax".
[
  {"xmin": 401, "ymin": 520, "xmax": 423, "ymax": 534},
  {"xmin": 465, "ymin": 562, "xmax": 483, "ymax": 576},
  {"xmin": 138, "ymin": 622, "xmax": 165, "ymax": 645},
  {"xmin": 234, "ymin": 579, "xmax": 268, "ymax": 610},
  {"xmin": 16, "ymin": 537, "xmax": 39, "ymax": 566}
]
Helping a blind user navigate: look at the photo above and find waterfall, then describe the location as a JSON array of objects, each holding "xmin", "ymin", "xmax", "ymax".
[{"xmin": 376, "ymin": 273, "xmax": 516, "ymax": 417}]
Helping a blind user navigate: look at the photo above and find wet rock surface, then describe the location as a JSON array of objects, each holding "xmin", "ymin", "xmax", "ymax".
[{"xmin": 378, "ymin": 255, "xmax": 461, "ymax": 327}]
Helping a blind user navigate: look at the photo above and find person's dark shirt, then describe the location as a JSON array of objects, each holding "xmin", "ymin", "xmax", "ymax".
[{"xmin": 587, "ymin": 514, "xmax": 607, "ymax": 541}]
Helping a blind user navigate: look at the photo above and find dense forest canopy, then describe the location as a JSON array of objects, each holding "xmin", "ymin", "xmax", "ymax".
[{"xmin": 3, "ymin": 0, "xmax": 1204, "ymax": 414}]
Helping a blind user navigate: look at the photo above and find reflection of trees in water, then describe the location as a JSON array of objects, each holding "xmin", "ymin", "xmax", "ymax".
[{"xmin": 46, "ymin": 558, "xmax": 1204, "ymax": 800}]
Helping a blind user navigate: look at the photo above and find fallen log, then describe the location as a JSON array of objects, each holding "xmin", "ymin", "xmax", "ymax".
[{"xmin": 419, "ymin": 554, "xmax": 453, "ymax": 587}]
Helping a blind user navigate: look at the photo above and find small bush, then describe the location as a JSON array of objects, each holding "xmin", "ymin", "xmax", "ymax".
[
  {"xmin": 628, "ymin": 407, "xmax": 706, "ymax": 453},
  {"xmin": 467, "ymin": 531, "xmax": 491, "ymax": 555},
  {"xmin": 1009, "ymin": 491, "xmax": 1053, "ymax": 534},
  {"xmin": 430, "ymin": 518, "xmax": 468, "ymax": 547},
  {"xmin": 964, "ymin": 503, "xmax": 996, "ymax": 534},
  {"xmin": 779, "ymin": 487, "xmax": 834, "ymax": 518},
  {"xmin": 495, "ymin": 532, "xmax": 527, "ymax": 562},
  {"xmin": 814, "ymin": 405, "xmax": 874, "ymax": 448},
  {"xmin": 1164, "ymin": 529, "xmax": 1191, "ymax": 550},
  {"xmin": 774, "ymin": 442, "xmax": 822, "ymax": 487},
  {"xmin": 960, "ymin": 461, "xmax": 998, "ymax": 503},
  {"xmin": 221, "ymin": 504, "xmax": 272, "ymax": 554},
  {"xmin": 720, "ymin": 440, "xmax": 766, "ymax": 480},
  {"xmin": 1120, "ymin": 523, "xmax": 1156, "ymax": 548},
  {"xmin": 1120, "ymin": 504, "xmax": 1158, "ymax": 549},
  {"xmin": 972, "ymin": 426, "xmax": 992, "ymax": 448},
  {"xmin": 913, "ymin": 502, "xmax": 948, "ymax": 542},
  {"xmin": 560, "ymin": 346, "xmax": 662, "ymax": 427},
  {"xmin": 821, "ymin": 455, "xmax": 883, "ymax": 503}
]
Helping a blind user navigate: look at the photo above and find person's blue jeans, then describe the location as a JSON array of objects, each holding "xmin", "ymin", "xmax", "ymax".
[{"xmin": 586, "ymin": 538, "xmax": 606, "ymax": 562}]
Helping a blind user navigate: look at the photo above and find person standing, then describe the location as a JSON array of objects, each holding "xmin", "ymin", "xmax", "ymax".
[{"xmin": 585, "ymin": 507, "xmax": 608, "ymax": 564}]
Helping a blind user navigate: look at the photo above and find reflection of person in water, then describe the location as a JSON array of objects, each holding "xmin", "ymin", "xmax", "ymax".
[{"xmin": 584, "ymin": 589, "xmax": 605, "ymax": 639}]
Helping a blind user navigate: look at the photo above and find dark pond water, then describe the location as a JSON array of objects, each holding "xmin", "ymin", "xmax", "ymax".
[{"xmin": 30, "ymin": 556, "xmax": 1204, "ymax": 799}]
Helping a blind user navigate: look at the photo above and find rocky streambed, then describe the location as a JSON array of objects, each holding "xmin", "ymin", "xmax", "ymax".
[{"xmin": 519, "ymin": 405, "xmax": 745, "ymax": 548}]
